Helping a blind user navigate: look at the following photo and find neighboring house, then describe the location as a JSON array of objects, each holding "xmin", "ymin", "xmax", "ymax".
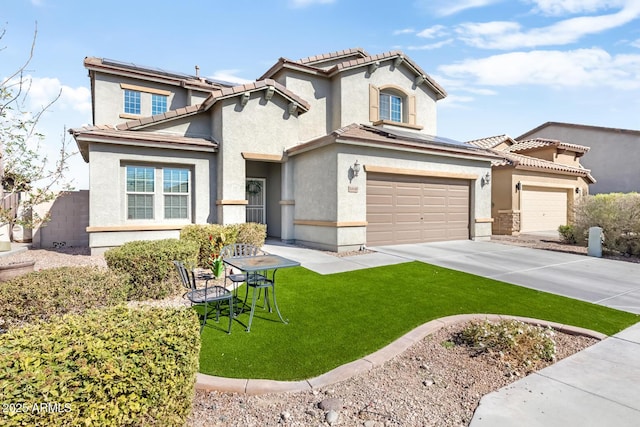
[
  {"xmin": 468, "ymin": 135, "xmax": 594, "ymax": 235},
  {"xmin": 517, "ymin": 122, "xmax": 640, "ymax": 194},
  {"xmin": 70, "ymin": 48, "xmax": 498, "ymax": 254}
]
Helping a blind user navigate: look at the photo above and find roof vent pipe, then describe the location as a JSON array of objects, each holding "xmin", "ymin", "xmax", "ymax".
[{"xmin": 195, "ymin": 65, "xmax": 200, "ymax": 77}]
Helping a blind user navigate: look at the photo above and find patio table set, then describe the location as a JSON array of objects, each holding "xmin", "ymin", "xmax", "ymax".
[{"xmin": 174, "ymin": 244, "xmax": 300, "ymax": 333}]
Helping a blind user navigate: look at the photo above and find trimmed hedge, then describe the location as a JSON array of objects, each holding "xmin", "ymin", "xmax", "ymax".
[
  {"xmin": 0, "ymin": 306, "xmax": 200, "ymax": 427},
  {"xmin": 104, "ymin": 239, "xmax": 199, "ymax": 300},
  {"xmin": 180, "ymin": 223, "xmax": 267, "ymax": 267},
  {"xmin": 0, "ymin": 267, "xmax": 129, "ymax": 332}
]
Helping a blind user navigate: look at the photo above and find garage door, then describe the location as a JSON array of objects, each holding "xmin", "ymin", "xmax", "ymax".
[
  {"xmin": 521, "ymin": 187, "xmax": 568, "ymax": 233},
  {"xmin": 366, "ymin": 173, "xmax": 470, "ymax": 246}
]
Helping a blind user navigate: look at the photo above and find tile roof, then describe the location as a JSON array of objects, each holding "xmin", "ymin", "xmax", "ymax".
[
  {"xmin": 69, "ymin": 126, "xmax": 217, "ymax": 162},
  {"xmin": 108, "ymin": 79, "xmax": 310, "ymax": 132},
  {"xmin": 466, "ymin": 134, "xmax": 514, "ymax": 149},
  {"xmin": 507, "ymin": 138, "xmax": 590, "ymax": 154},
  {"xmin": 259, "ymin": 49, "xmax": 447, "ymax": 100},
  {"xmin": 84, "ymin": 57, "xmax": 233, "ymax": 90},
  {"xmin": 297, "ymin": 47, "xmax": 369, "ymax": 66},
  {"xmin": 288, "ymin": 123, "xmax": 500, "ymax": 161},
  {"xmin": 492, "ymin": 150, "xmax": 595, "ymax": 182}
]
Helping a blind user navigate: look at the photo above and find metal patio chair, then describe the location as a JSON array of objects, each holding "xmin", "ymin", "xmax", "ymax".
[{"xmin": 173, "ymin": 260, "xmax": 233, "ymax": 334}]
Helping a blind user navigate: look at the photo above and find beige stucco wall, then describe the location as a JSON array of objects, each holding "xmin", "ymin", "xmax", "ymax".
[
  {"xmin": 92, "ymin": 73, "xmax": 189, "ymax": 125},
  {"xmin": 337, "ymin": 63, "xmax": 438, "ymax": 135},
  {"xmin": 523, "ymin": 125, "xmax": 640, "ymax": 194},
  {"xmin": 283, "ymin": 73, "xmax": 332, "ymax": 141},
  {"xmin": 289, "ymin": 142, "xmax": 493, "ymax": 251},
  {"xmin": 492, "ymin": 167, "xmax": 590, "ymax": 234},
  {"xmin": 216, "ymin": 92, "xmax": 301, "ymax": 225},
  {"xmin": 86, "ymin": 142, "xmax": 214, "ymax": 251}
]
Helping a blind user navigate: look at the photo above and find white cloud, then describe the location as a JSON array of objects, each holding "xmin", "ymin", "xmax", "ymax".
[
  {"xmin": 527, "ymin": 0, "xmax": 628, "ymax": 16},
  {"xmin": 393, "ymin": 28, "xmax": 416, "ymax": 35},
  {"xmin": 23, "ymin": 77, "xmax": 91, "ymax": 114},
  {"xmin": 456, "ymin": 1, "xmax": 640, "ymax": 49},
  {"xmin": 208, "ymin": 70, "xmax": 253, "ymax": 85},
  {"xmin": 407, "ymin": 39, "xmax": 455, "ymax": 50},
  {"xmin": 422, "ymin": 0, "xmax": 504, "ymax": 16},
  {"xmin": 439, "ymin": 48, "xmax": 640, "ymax": 90},
  {"xmin": 416, "ymin": 25, "xmax": 447, "ymax": 38},
  {"xmin": 437, "ymin": 94, "xmax": 476, "ymax": 109},
  {"xmin": 631, "ymin": 38, "xmax": 640, "ymax": 47},
  {"xmin": 290, "ymin": 0, "xmax": 335, "ymax": 7}
]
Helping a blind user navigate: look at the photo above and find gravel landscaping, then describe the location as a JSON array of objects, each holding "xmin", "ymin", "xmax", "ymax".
[{"xmin": 0, "ymin": 241, "xmax": 609, "ymax": 426}]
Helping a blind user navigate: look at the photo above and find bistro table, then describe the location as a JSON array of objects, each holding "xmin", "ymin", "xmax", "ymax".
[{"xmin": 223, "ymin": 254, "xmax": 300, "ymax": 332}]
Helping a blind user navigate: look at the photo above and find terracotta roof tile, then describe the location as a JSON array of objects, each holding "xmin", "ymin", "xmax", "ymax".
[
  {"xmin": 492, "ymin": 150, "xmax": 594, "ymax": 182},
  {"xmin": 467, "ymin": 135, "xmax": 514, "ymax": 149},
  {"xmin": 297, "ymin": 48, "xmax": 368, "ymax": 65},
  {"xmin": 508, "ymin": 138, "xmax": 590, "ymax": 153}
]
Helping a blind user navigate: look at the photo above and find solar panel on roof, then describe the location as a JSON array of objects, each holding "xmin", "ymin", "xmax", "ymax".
[
  {"xmin": 368, "ymin": 124, "xmax": 479, "ymax": 150},
  {"xmin": 101, "ymin": 58, "xmax": 236, "ymax": 87}
]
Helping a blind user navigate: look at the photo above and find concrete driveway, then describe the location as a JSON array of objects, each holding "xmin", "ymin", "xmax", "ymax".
[{"xmin": 371, "ymin": 240, "xmax": 640, "ymax": 315}]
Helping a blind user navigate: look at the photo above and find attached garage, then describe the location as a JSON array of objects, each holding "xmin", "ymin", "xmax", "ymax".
[
  {"xmin": 366, "ymin": 173, "xmax": 470, "ymax": 246},
  {"xmin": 520, "ymin": 186, "xmax": 568, "ymax": 233}
]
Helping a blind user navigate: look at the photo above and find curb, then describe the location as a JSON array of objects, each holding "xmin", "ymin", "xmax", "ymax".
[{"xmin": 195, "ymin": 314, "xmax": 607, "ymax": 395}]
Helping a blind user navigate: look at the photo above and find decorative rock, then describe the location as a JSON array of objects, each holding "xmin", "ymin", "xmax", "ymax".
[
  {"xmin": 422, "ymin": 378, "xmax": 435, "ymax": 386},
  {"xmin": 318, "ymin": 398, "xmax": 343, "ymax": 412},
  {"xmin": 280, "ymin": 411, "xmax": 290, "ymax": 421},
  {"xmin": 364, "ymin": 420, "xmax": 377, "ymax": 427},
  {"xmin": 325, "ymin": 410, "xmax": 339, "ymax": 425}
]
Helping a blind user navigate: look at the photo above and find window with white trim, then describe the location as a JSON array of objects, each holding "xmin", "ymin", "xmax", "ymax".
[
  {"xmin": 125, "ymin": 165, "xmax": 191, "ymax": 220},
  {"xmin": 379, "ymin": 92, "xmax": 403, "ymax": 122}
]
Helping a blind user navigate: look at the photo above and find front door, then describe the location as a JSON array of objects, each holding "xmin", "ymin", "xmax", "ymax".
[{"xmin": 246, "ymin": 178, "xmax": 266, "ymax": 224}]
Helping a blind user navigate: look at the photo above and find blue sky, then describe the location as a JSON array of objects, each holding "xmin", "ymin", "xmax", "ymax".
[{"xmin": 2, "ymin": 0, "xmax": 639, "ymax": 189}]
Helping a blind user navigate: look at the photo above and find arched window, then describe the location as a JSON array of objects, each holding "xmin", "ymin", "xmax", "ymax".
[
  {"xmin": 369, "ymin": 84, "xmax": 419, "ymax": 129},
  {"xmin": 379, "ymin": 91, "xmax": 403, "ymax": 122}
]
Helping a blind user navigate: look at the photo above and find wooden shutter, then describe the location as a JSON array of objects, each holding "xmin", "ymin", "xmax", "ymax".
[
  {"xmin": 369, "ymin": 84, "xmax": 379, "ymax": 122},
  {"xmin": 408, "ymin": 95, "xmax": 416, "ymax": 125}
]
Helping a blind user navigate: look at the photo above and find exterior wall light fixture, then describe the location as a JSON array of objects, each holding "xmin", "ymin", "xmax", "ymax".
[
  {"xmin": 353, "ymin": 160, "xmax": 361, "ymax": 177},
  {"xmin": 481, "ymin": 172, "xmax": 491, "ymax": 186},
  {"xmin": 515, "ymin": 182, "xmax": 522, "ymax": 192}
]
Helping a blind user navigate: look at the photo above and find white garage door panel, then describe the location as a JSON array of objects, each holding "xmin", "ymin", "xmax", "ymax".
[
  {"xmin": 521, "ymin": 187, "xmax": 568, "ymax": 232},
  {"xmin": 366, "ymin": 173, "xmax": 470, "ymax": 246}
]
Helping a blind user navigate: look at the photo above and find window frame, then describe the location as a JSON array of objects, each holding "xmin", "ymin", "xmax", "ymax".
[
  {"xmin": 125, "ymin": 164, "xmax": 192, "ymax": 222},
  {"xmin": 123, "ymin": 89, "xmax": 141, "ymax": 115},
  {"xmin": 379, "ymin": 91, "xmax": 403, "ymax": 123},
  {"xmin": 152, "ymin": 93, "xmax": 168, "ymax": 116}
]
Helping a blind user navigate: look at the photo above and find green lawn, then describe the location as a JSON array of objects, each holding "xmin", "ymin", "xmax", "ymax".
[{"xmin": 199, "ymin": 261, "xmax": 639, "ymax": 381}]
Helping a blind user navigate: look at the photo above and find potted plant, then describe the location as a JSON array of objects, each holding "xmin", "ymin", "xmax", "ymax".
[{"xmin": 208, "ymin": 233, "xmax": 227, "ymax": 279}]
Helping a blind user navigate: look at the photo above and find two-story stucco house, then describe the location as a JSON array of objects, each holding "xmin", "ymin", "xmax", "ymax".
[
  {"xmin": 70, "ymin": 48, "xmax": 499, "ymax": 254},
  {"xmin": 469, "ymin": 135, "xmax": 594, "ymax": 235},
  {"xmin": 518, "ymin": 122, "xmax": 640, "ymax": 195}
]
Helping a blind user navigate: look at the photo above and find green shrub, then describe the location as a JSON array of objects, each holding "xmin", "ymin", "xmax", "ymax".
[
  {"xmin": 234, "ymin": 222, "xmax": 267, "ymax": 247},
  {"xmin": 0, "ymin": 267, "xmax": 129, "ymax": 332},
  {"xmin": 574, "ymin": 193, "xmax": 640, "ymax": 256},
  {"xmin": 456, "ymin": 319, "xmax": 556, "ymax": 374},
  {"xmin": 104, "ymin": 239, "xmax": 198, "ymax": 300},
  {"xmin": 0, "ymin": 306, "xmax": 200, "ymax": 427},
  {"xmin": 558, "ymin": 224, "xmax": 577, "ymax": 244},
  {"xmin": 180, "ymin": 223, "xmax": 267, "ymax": 267}
]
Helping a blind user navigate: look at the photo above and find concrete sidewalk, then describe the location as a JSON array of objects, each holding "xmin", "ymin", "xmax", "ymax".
[{"xmin": 261, "ymin": 239, "xmax": 640, "ymax": 425}]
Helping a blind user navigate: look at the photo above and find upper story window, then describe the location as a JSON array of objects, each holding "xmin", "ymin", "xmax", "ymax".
[
  {"xmin": 126, "ymin": 165, "xmax": 191, "ymax": 220},
  {"xmin": 369, "ymin": 84, "xmax": 421, "ymax": 130},
  {"xmin": 120, "ymin": 84, "xmax": 172, "ymax": 119},
  {"xmin": 152, "ymin": 94, "xmax": 168, "ymax": 116},
  {"xmin": 124, "ymin": 89, "xmax": 141, "ymax": 115},
  {"xmin": 379, "ymin": 92, "xmax": 403, "ymax": 122}
]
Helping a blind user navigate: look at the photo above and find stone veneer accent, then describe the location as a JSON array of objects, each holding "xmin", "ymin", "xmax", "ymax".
[{"xmin": 495, "ymin": 210, "xmax": 521, "ymax": 235}]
